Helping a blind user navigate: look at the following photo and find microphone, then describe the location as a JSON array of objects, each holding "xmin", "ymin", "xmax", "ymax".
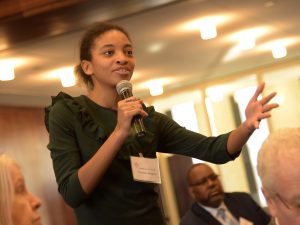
[{"xmin": 116, "ymin": 80, "xmax": 146, "ymax": 137}]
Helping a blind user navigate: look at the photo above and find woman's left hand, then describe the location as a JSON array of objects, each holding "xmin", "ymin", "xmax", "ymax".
[{"xmin": 245, "ymin": 82, "xmax": 279, "ymax": 130}]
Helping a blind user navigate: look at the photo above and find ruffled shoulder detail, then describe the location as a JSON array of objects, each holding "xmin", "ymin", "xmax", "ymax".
[
  {"xmin": 45, "ymin": 92, "xmax": 158, "ymax": 160},
  {"xmin": 44, "ymin": 92, "xmax": 107, "ymax": 141}
]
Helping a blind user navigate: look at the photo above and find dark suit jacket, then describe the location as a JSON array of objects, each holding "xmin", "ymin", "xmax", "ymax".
[{"xmin": 180, "ymin": 192, "xmax": 271, "ymax": 225}]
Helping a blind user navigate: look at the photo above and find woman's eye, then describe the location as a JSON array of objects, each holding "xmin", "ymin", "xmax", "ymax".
[
  {"xmin": 126, "ymin": 50, "xmax": 133, "ymax": 56},
  {"xmin": 104, "ymin": 50, "xmax": 114, "ymax": 56},
  {"xmin": 15, "ymin": 185, "xmax": 25, "ymax": 194}
]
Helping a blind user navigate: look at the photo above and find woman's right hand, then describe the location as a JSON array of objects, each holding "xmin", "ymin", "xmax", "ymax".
[{"xmin": 115, "ymin": 96, "xmax": 148, "ymax": 137}]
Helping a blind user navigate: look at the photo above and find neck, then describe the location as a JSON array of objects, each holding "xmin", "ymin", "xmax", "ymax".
[
  {"xmin": 87, "ymin": 87, "xmax": 119, "ymax": 109},
  {"xmin": 198, "ymin": 200, "xmax": 222, "ymax": 209}
]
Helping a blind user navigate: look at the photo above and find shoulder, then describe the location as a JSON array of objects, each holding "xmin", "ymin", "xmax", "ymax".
[
  {"xmin": 180, "ymin": 202, "xmax": 210, "ymax": 225},
  {"xmin": 44, "ymin": 92, "xmax": 80, "ymax": 131},
  {"xmin": 226, "ymin": 191, "xmax": 251, "ymax": 197},
  {"xmin": 180, "ymin": 208, "xmax": 199, "ymax": 225},
  {"xmin": 46, "ymin": 92, "xmax": 75, "ymax": 112},
  {"xmin": 225, "ymin": 192, "xmax": 259, "ymax": 206}
]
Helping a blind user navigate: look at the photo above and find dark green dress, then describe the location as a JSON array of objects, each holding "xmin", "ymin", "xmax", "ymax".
[{"xmin": 45, "ymin": 92, "xmax": 235, "ymax": 225}]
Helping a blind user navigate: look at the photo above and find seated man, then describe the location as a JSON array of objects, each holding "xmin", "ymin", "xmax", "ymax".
[
  {"xmin": 180, "ymin": 163, "xmax": 270, "ymax": 225},
  {"xmin": 257, "ymin": 128, "xmax": 300, "ymax": 225}
]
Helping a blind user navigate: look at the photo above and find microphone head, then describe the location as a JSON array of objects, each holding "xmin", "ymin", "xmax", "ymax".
[{"xmin": 116, "ymin": 80, "xmax": 132, "ymax": 95}]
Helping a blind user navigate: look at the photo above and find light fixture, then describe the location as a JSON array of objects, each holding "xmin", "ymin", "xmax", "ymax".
[
  {"xmin": 226, "ymin": 27, "xmax": 271, "ymax": 52},
  {"xmin": 147, "ymin": 80, "xmax": 164, "ymax": 96},
  {"xmin": 50, "ymin": 67, "xmax": 76, "ymax": 87},
  {"xmin": 180, "ymin": 15, "xmax": 231, "ymax": 39},
  {"xmin": 61, "ymin": 73, "xmax": 76, "ymax": 87},
  {"xmin": 238, "ymin": 34, "xmax": 256, "ymax": 50},
  {"xmin": 264, "ymin": 0, "xmax": 275, "ymax": 8},
  {"xmin": 199, "ymin": 20, "xmax": 217, "ymax": 40},
  {"xmin": 271, "ymin": 42, "xmax": 287, "ymax": 59},
  {"xmin": 0, "ymin": 60, "xmax": 15, "ymax": 81},
  {"xmin": 148, "ymin": 43, "xmax": 163, "ymax": 53}
]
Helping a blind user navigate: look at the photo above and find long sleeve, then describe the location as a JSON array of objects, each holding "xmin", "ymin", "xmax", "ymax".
[
  {"xmin": 153, "ymin": 111, "xmax": 236, "ymax": 164},
  {"xmin": 46, "ymin": 99, "xmax": 89, "ymax": 207}
]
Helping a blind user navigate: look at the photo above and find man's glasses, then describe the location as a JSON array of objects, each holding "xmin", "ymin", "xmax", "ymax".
[
  {"xmin": 275, "ymin": 193, "xmax": 300, "ymax": 214},
  {"xmin": 190, "ymin": 174, "xmax": 219, "ymax": 186}
]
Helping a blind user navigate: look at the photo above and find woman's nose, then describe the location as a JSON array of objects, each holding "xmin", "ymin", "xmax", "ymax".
[
  {"xmin": 116, "ymin": 52, "xmax": 128, "ymax": 65},
  {"xmin": 30, "ymin": 193, "xmax": 42, "ymax": 209},
  {"xmin": 116, "ymin": 59, "xmax": 128, "ymax": 65}
]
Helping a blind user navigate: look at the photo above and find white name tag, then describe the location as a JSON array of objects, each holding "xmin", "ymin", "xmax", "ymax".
[
  {"xmin": 239, "ymin": 217, "xmax": 253, "ymax": 225},
  {"xmin": 130, "ymin": 156, "xmax": 161, "ymax": 184}
]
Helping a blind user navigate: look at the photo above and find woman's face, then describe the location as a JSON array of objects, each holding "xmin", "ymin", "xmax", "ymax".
[
  {"xmin": 83, "ymin": 29, "xmax": 136, "ymax": 90},
  {"xmin": 10, "ymin": 164, "xmax": 42, "ymax": 225}
]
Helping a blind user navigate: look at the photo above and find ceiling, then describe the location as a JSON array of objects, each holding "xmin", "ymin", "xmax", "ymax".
[{"xmin": 0, "ymin": 0, "xmax": 300, "ymax": 107}]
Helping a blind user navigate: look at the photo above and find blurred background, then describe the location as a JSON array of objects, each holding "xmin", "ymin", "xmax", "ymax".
[{"xmin": 0, "ymin": 0, "xmax": 299, "ymax": 224}]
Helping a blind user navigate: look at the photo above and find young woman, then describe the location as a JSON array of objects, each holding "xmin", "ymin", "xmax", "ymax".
[
  {"xmin": 0, "ymin": 154, "xmax": 42, "ymax": 225},
  {"xmin": 44, "ymin": 22, "xmax": 278, "ymax": 225}
]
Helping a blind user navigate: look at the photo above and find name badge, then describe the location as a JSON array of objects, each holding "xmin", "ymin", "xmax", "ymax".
[
  {"xmin": 239, "ymin": 217, "xmax": 253, "ymax": 225},
  {"xmin": 130, "ymin": 156, "xmax": 161, "ymax": 184}
]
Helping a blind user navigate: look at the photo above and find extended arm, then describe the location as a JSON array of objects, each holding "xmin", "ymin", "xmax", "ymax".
[{"xmin": 227, "ymin": 82, "xmax": 279, "ymax": 155}]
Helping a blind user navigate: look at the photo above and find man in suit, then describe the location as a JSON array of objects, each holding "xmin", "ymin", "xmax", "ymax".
[
  {"xmin": 257, "ymin": 128, "xmax": 300, "ymax": 225},
  {"xmin": 180, "ymin": 163, "xmax": 270, "ymax": 225}
]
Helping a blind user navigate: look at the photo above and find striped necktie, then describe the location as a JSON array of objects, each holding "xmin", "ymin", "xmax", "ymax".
[{"xmin": 216, "ymin": 207, "xmax": 239, "ymax": 225}]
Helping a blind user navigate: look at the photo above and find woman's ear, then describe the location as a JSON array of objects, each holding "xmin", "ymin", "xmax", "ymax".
[
  {"xmin": 261, "ymin": 187, "xmax": 277, "ymax": 218},
  {"xmin": 81, "ymin": 60, "xmax": 93, "ymax": 75}
]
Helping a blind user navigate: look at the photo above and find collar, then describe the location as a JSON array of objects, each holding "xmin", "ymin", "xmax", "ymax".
[{"xmin": 197, "ymin": 201, "xmax": 227, "ymax": 218}]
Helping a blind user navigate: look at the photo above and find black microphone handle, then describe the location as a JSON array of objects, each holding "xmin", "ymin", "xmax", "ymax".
[
  {"xmin": 120, "ymin": 89, "xmax": 146, "ymax": 137},
  {"xmin": 132, "ymin": 115, "xmax": 146, "ymax": 137}
]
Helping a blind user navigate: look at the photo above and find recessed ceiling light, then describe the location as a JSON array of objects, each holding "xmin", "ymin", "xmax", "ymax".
[
  {"xmin": 0, "ymin": 60, "xmax": 15, "ymax": 81},
  {"xmin": 50, "ymin": 67, "xmax": 76, "ymax": 87},
  {"xmin": 148, "ymin": 43, "xmax": 163, "ymax": 53},
  {"xmin": 147, "ymin": 80, "xmax": 164, "ymax": 96},
  {"xmin": 238, "ymin": 35, "xmax": 256, "ymax": 50},
  {"xmin": 264, "ymin": 0, "xmax": 276, "ymax": 8},
  {"xmin": 271, "ymin": 42, "xmax": 287, "ymax": 59},
  {"xmin": 199, "ymin": 22, "xmax": 217, "ymax": 40}
]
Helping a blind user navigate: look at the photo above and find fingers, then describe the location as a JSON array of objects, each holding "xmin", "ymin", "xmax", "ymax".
[
  {"xmin": 252, "ymin": 112, "xmax": 271, "ymax": 130},
  {"xmin": 245, "ymin": 82, "xmax": 279, "ymax": 131},
  {"xmin": 259, "ymin": 91, "xmax": 278, "ymax": 114},
  {"xmin": 252, "ymin": 83, "xmax": 278, "ymax": 111},
  {"xmin": 260, "ymin": 91, "xmax": 277, "ymax": 105},
  {"xmin": 262, "ymin": 103, "xmax": 279, "ymax": 113},
  {"xmin": 125, "ymin": 100, "xmax": 143, "ymax": 111},
  {"xmin": 258, "ymin": 112, "xmax": 271, "ymax": 120},
  {"xmin": 126, "ymin": 103, "xmax": 148, "ymax": 117},
  {"xmin": 124, "ymin": 96, "xmax": 138, "ymax": 102},
  {"xmin": 254, "ymin": 121, "xmax": 260, "ymax": 129},
  {"xmin": 118, "ymin": 98, "xmax": 148, "ymax": 117},
  {"xmin": 250, "ymin": 82, "xmax": 265, "ymax": 102}
]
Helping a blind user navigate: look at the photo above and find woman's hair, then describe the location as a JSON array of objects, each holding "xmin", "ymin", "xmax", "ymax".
[
  {"xmin": 74, "ymin": 22, "xmax": 131, "ymax": 90},
  {"xmin": 257, "ymin": 128, "xmax": 300, "ymax": 194},
  {"xmin": 0, "ymin": 154, "xmax": 16, "ymax": 225}
]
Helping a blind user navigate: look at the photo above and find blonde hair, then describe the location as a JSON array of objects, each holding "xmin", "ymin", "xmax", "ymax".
[
  {"xmin": 0, "ymin": 154, "xmax": 16, "ymax": 225},
  {"xmin": 257, "ymin": 128, "xmax": 300, "ymax": 194}
]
